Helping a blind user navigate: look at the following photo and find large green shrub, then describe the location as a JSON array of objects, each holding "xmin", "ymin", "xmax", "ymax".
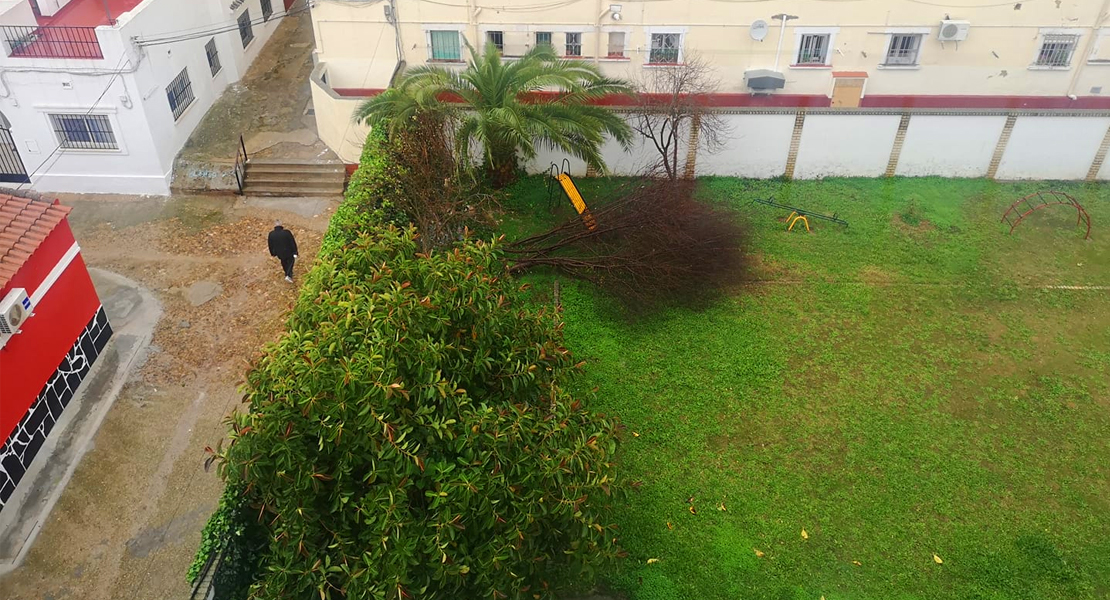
[{"xmin": 216, "ymin": 227, "xmax": 623, "ymax": 599}]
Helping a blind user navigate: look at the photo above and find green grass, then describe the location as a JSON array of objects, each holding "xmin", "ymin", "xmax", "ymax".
[{"xmin": 504, "ymin": 176, "xmax": 1110, "ymax": 600}]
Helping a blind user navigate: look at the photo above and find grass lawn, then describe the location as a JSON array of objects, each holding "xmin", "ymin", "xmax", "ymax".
[{"xmin": 502, "ymin": 176, "xmax": 1110, "ymax": 600}]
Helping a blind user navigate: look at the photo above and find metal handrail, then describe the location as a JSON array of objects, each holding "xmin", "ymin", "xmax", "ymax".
[{"xmin": 233, "ymin": 135, "xmax": 248, "ymax": 195}]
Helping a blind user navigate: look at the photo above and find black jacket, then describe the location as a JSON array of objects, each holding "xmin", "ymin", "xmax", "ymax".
[{"xmin": 268, "ymin": 226, "xmax": 298, "ymax": 259}]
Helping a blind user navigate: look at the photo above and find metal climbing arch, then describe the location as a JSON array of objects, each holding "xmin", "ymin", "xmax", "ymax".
[{"xmin": 1000, "ymin": 191, "xmax": 1091, "ymax": 240}]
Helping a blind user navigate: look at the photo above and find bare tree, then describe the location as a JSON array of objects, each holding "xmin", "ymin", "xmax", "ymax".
[{"xmin": 630, "ymin": 53, "xmax": 729, "ymax": 180}]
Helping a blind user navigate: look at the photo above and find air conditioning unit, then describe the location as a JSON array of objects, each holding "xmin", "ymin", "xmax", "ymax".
[
  {"xmin": 0, "ymin": 288, "xmax": 32, "ymax": 347},
  {"xmin": 938, "ymin": 20, "xmax": 971, "ymax": 42}
]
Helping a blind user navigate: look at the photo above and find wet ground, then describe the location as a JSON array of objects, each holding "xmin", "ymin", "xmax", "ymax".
[
  {"xmin": 0, "ymin": 193, "xmax": 337, "ymax": 600},
  {"xmin": 176, "ymin": 6, "xmax": 338, "ymax": 165}
]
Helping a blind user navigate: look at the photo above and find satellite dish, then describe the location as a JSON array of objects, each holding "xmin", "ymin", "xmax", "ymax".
[{"xmin": 750, "ymin": 20, "xmax": 769, "ymax": 42}]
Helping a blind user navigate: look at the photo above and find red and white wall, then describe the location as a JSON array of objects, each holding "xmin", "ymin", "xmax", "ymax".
[{"xmin": 0, "ymin": 211, "xmax": 111, "ymax": 510}]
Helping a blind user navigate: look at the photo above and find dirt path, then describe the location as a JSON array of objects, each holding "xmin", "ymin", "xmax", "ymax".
[{"xmin": 0, "ymin": 193, "xmax": 337, "ymax": 600}]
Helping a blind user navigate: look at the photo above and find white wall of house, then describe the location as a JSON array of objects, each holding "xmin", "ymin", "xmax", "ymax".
[{"xmin": 0, "ymin": 0, "xmax": 284, "ymax": 195}]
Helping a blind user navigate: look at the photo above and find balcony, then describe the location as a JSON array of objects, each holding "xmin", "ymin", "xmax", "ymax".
[
  {"xmin": 2, "ymin": 25, "xmax": 102, "ymax": 58},
  {"xmin": 0, "ymin": 0, "xmax": 142, "ymax": 59}
]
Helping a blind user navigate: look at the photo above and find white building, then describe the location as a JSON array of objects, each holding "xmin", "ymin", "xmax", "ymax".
[{"xmin": 0, "ymin": 0, "xmax": 291, "ymax": 195}]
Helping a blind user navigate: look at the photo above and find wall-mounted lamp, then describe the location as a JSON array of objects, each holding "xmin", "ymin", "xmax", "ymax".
[{"xmin": 610, "ymin": 4, "xmax": 622, "ymax": 20}]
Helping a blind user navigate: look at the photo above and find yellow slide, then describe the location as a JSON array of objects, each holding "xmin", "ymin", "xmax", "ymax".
[{"xmin": 556, "ymin": 172, "xmax": 597, "ymax": 230}]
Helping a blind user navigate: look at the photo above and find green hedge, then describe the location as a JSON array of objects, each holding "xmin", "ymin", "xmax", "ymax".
[{"xmin": 190, "ymin": 128, "xmax": 622, "ymax": 600}]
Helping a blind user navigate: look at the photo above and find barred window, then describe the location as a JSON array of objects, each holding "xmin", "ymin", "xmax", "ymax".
[
  {"xmin": 607, "ymin": 32, "xmax": 625, "ymax": 57},
  {"xmin": 1036, "ymin": 34, "xmax": 1078, "ymax": 67},
  {"xmin": 797, "ymin": 33, "xmax": 829, "ymax": 65},
  {"xmin": 49, "ymin": 114, "xmax": 117, "ymax": 150},
  {"xmin": 565, "ymin": 32, "xmax": 581, "ymax": 57},
  {"xmin": 205, "ymin": 38, "xmax": 222, "ymax": 77},
  {"xmin": 429, "ymin": 30, "xmax": 461, "ymax": 61},
  {"xmin": 649, "ymin": 33, "xmax": 681, "ymax": 64},
  {"xmin": 261, "ymin": 0, "xmax": 273, "ymax": 21},
  {"xmin": 238, "ymin": 10, "xmax": 254, "ymax": 48},
  {"xmin": 535, "ymin": 31, "xmax": 552, "ymax": 48},
  {"xmin": 166, "ymin": 68, "xmax": 196, "ymax": 122},
  {"xmin": 487, "ymin": 30, "xmax": 503, "ymax": 53},
  {"xmin": 885, "ymin": 33, "xmax": 922, "ymax": 66}
]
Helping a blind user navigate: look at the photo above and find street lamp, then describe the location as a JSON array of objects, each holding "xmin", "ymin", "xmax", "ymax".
[{"xmin": 771, "ymin": 13, "xmax": 799, "ymax": 71}]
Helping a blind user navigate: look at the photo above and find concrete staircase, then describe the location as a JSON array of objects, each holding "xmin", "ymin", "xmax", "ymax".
[{"xmin": 242, "ymin": 159, "xmax": 346, "ymax": 197}]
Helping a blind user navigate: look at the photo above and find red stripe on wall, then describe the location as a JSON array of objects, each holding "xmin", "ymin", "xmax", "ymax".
[{"xmin": 331, "ymin": 88, "xmax": 1110, "ymax": 110}]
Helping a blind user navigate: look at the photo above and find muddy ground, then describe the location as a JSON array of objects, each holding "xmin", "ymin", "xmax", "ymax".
[{"xmin": 0, "ymin": 194, "xmax": 336, "ymax": 600}]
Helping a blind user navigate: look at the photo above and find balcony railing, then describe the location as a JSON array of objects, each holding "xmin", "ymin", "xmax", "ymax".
[{"xmin": 2, "ymin": 25, "xmax": 103, "ymax": 59}]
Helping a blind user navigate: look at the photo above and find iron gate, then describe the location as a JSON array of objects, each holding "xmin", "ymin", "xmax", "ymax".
[{"xmin": 0, "ymin": 127, "xmax": 29, "ymax": 184}]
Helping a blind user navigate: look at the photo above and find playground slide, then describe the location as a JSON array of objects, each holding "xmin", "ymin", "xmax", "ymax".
[{"xmin": 555, "ymin": 173, "xmax": 597, "ymax": 230}]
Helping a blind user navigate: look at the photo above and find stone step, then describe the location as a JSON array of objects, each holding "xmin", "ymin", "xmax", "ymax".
[
  {"xmin": 246, "ymin": 161, "xmax": 347, "ymax": 175},
  {"xmin": 245, "ymin": 173, "xmax": 346, "ymax": 186},
  {"xmin": 243, "ymin": 184, "xmax": 345, "ymax": 197}
]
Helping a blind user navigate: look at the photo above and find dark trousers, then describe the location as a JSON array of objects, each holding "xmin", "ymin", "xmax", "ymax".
[{"xmin": 279, "ymin": 256, "xmax": 295, "ymax": 278}]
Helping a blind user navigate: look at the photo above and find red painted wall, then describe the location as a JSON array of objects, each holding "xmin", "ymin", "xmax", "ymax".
[{"xmin": 0, "ymin": 223, "xmax": 100, "ymax": 443}]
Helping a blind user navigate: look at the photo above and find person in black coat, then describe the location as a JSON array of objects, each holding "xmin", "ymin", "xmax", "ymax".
[{"xmin": 267, "ymin": 221, "xmax": 299, "ymax": 283}]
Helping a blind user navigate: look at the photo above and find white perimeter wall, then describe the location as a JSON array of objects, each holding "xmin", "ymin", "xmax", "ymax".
[
  {"xmin": 695, "ymin": 114, "xmax": 795, "ymax": 178},
  {"xmin": 995, "ymin": 117, "xmax": 1110, "ymax": 180},
  {"xmin": 793, "ymin": 115, "xmax": 901, "ymax": 179},
  {"xmin": 896, "ymin": 116, "xmax": 1008, "ymax": 178}
]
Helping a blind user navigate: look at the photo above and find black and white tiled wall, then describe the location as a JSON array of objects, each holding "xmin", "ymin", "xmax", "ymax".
[{"xmin": 0, "ymin": 307, "xmax": 112, "ymax": 511}]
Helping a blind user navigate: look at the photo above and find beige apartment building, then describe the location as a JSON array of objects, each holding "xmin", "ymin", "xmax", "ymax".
[{"xmin": 308, "ymin": 0, "xmax": 1110, "ymax": 180}]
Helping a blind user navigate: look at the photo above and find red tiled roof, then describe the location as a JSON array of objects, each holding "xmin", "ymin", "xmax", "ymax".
[{"xmin": 0, "ymin": 195, "xmax": 72, "ymax": 290}]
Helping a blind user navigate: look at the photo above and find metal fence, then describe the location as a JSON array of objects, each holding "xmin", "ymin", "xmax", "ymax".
[{"xmin": 1, "ymin": 25, "xmax": 103, "ymax": 59}]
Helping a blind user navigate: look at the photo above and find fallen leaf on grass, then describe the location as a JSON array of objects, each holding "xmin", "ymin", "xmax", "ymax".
[
  {"xmin": 801, "ymin": 528, "xmax": 809, "ymax": 540},
  {"xmin": 646, "ymin": 558, "xmax": 660, "ymax": 565},
  {"xmin": 666, "ymin": 522, "xmax": 674, "ymax": 530},
  {"xmin": 754, "ymin": 549, "xmax": 765, "ymax": 558},
  {"xmin": 632, "ymin": 431, "xmax": 640, "ymax": 437},
  {"xmin": 717, "ymin": 502, "xmax": 726, "ymax": 512},
  {"xmin": 852, "ymin": 560, "xmax": 862, "ymax": 566},
  {"xmin": 688, "ymin": 505, "xmax": 697, "ymax": 515},
  {"xmin": 933, "ymin": 554, "xmax": 944, "ymax": 564}
]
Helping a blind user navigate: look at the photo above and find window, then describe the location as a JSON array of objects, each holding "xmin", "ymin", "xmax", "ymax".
[
  {"xmin": 166, "ymin": 67, "xmax": 196, "ymax": 121},
  {"xmin": 607, "ymin": 31, "xmax": 625, "ymax": 57},
  {"xmin": 796, "ymin": 33, "xmax": 829, "ymax": 65},
  {"xmin": 261, "ymin": 0, "xmax": 273, "ymax": 21},
  {"xmin": 487, "ymin": 30, "xmax": 504, "ymax": 53},
  {"xmin": 885, "ymin": 33, "xmax": 922, "ymax": 66},
  {"xmin": 49, "ymin": 114, "xmax": 116, "ymax": 150},
  {"xmin": 430, "ymin": 30, "xmax": 461, "ymax": 61},
  {"xmin": 1036, "ymin": 34, "xmax": 1079, "ymax": 67},
  {"xmin": 238, "ymin": 10, "xmax": 254, "ymax": 48},
  {"xmin": 649, "ymin": 33, "xmax": 681, "ymax": 64},
  {"xmin": 535, "ymin": 31, "xmax": 552, "ymax": 48},
  {"xmin": 205, "ymin": 38, "xmax": 222, "ymax": 77},
  {"xmin": 565, "ymin": 32, "xmax": 581, "ymax": 57}
]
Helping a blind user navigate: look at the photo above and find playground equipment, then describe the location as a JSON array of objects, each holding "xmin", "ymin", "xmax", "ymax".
[
  {"xmin": 548, "ymin": 160, "xmax": 597, "ymax": 230},
  {"xmin": 1000, "ymin": 191, "xmax": 1090, "ymax": 240},
  {"xmin": 750, "ymin": 197, "xmax": 849, "ymax": 231}
]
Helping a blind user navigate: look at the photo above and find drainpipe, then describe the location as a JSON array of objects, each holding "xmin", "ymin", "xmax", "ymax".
[
  {"xmin": 1066, "ymin": 0, "xmax": 1110, "ymax": 98},
  {"xmin": 594, "ymin": 0, "xmax": 604, "ymax": 64}
]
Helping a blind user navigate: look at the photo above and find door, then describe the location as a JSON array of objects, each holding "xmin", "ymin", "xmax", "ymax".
[
  {"xmin": 0, "ymin": 116, "xmax": 30, "ymax": 184},
  {"xmin": 831, "ymin": 78, "xmax": 866, "ymax": 108}
]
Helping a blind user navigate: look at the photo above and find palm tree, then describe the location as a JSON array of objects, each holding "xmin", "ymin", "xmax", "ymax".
[{"xmin": 356, "ymin": 42, "xmax": 634, "ymax": 186}]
